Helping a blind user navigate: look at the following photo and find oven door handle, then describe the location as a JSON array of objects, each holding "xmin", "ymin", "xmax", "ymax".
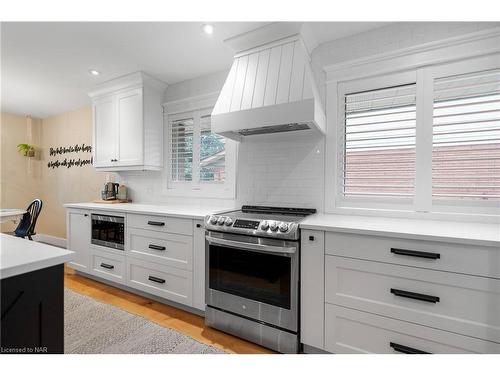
[{"xmin": 205, "ymin": 235, "xmax": 297, "ymax": 254}]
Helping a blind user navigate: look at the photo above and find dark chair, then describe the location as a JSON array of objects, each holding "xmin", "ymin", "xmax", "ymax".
[{"xmin": 14, "ymin": 199, "xmax": 43, "ymax": 240}]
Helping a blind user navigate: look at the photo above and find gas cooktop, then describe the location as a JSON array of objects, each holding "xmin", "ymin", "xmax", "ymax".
[{"xmin": 204, "ymin": 205, "xmax": 316, "ymax": 240}]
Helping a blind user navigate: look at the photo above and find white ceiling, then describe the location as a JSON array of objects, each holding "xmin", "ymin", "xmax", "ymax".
[{"xmin": 1, "ymin": 22, "xmax": 388, "ymax": 118}]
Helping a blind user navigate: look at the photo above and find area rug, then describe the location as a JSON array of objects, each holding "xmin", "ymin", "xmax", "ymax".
[{"xmin": 64, "ymin": 288, "xmax": 225, "ymax": 354}]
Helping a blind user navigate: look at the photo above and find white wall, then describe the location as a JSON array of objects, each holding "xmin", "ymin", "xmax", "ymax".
[{"xmin": 120, "ymin": 22, "xmax": 499, "ymax": 211}]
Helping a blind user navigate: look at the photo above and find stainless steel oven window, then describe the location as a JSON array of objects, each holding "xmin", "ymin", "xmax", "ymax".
[{"xmin": 209, "ymin": 243, "xmax": 292, "ymax": 309}]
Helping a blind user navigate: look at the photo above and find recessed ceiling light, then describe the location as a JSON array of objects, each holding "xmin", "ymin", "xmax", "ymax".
[
  {"xmin": 202, "ymin": 24, "xmax": 214, "ymax": 35},
  {"xmin": 89, "ymin": 69, "xmax": 100, "ymax": 76}
]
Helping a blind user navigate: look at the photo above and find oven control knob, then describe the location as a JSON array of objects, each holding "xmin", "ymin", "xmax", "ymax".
[
  {"xmin": 279, "ymin": 223, "xmax": 289, "ymax": 232},
  {"xmin": 210, "ymin": 216, "xmax": 218, "ymax": 225},
  {"xmin": 225, "ymin": 217, "xmax": 233, "ymax": 226},
  {"xmin": 260, "ymin": 220, "xmax": 269, "ymax": 230},
  {"xmin": 217, "ymin": 217, "xmax": 225, "ymax": 225},
  {"xmin": 269, "ymin": 221, "xmax": 278, "ymax": 231}
]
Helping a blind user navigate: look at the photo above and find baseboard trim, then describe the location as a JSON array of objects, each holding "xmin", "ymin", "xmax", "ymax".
[
  {"xmin": 34, "ymin": 234, "xmax": 67, "ymax": 249},
  {"xmin": 302, "ymin": 344, "xmax": 330, "ymax": 354}
]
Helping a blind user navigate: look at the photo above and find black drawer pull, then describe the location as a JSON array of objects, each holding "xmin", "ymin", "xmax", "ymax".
[
  {"xmin": 309, "ymin": 235, "xmax": 315, "ymax": 241},
  {"xmin": 148, "ymin": 276, "xmax": 165, "ymax": 284},
  {"xmin": 390, "ymin": 342, "xmax": 430, "ymax": 354},
  {"xmin": 196, "ymin": 223, "xmax": 202, "ymax": 228},
  {"xmin": 390, "ymin": 288, "xmax": 440, "ymax": 303},
  {"xmin": 148, "ymin": 244, "xmax": 166, "ymax": 251},
  {"xmin": 147, "ymin": 221, "xmax": 165, "ymax": 226},
  {"xmin": 100, "ymin": 263, "xmax": 114, "ymax": 270},
  {"xmin": 391, "ymin": 248, "xmax": 440, "ymax": 260}
]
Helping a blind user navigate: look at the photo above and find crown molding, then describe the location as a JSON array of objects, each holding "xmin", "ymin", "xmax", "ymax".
[
  {"xmin": 325, "ymin": 27, "xmax": 500, "ymax": 83},
  {"xmin": 162, "ymin": 91, "xmax": 220, "ymax": 115}
]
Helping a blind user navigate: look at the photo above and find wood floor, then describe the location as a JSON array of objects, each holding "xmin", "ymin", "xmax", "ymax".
[{"xmin": 64, "ymin": 267, "xmax": 274, "ymax": 354}]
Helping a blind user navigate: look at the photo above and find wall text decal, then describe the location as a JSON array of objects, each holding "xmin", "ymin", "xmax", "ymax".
[
  {"xmin": 49, "ymin": 144, "xmax": 92, "ymax": 156},
  {"xmin": 47, "ymin": 143, "xmax": 93, "ymax": 169},
  {"xmin": 47, "ymin": 157, "xmax": 93, "ymax": 169}
]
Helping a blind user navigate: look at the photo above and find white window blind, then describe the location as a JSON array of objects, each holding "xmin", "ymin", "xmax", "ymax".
[
  {"xmin": 432, "ymin": 69, "xmax": 500, "ymax": 200},
  {"xmin": 170, "ymin": 117, "xmax": 194, "ymax": 182},
  {"xmin": 199, "ymin": 114, "xmax": 226, "ymax": 183},
  {"xmin": 343, "ymin": 84, "xmax": 417, "ymax": 198}
]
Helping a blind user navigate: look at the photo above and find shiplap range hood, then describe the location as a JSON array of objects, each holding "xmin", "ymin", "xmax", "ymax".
[{"xmin": 211, "ymin": 23, "xmax": 326, "ymax": 141}]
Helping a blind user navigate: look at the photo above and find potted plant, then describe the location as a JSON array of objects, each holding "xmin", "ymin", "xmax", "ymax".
[{"xmin": 17, "ymin": 143, "xmax": 36, "ymax": 157}]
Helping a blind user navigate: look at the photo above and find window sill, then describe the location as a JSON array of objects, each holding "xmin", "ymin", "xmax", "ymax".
[{"xmin": 327, "ymin": 205, "xmax": 500, "ymax": 224}]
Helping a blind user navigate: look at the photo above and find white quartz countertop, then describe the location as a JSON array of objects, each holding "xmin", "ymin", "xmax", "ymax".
[
  {"xmin": 64, "ymin": 202, "xmax": 233, "ymax": 219},
  {"xmin": 0, "ymin": 234, "xmax": 74, "ymax": 279},
  {"xmin": 300, "ymin": 214, "xmax": 500, "ymax": 248}
]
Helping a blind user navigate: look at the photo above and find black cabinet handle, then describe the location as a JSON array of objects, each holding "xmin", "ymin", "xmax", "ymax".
[
  {"xmin": 309, "ymin": 235, "xmax": 315, "ymax": 241},
  {"xmin": 391, "ymin": 248, "xmax": 440, "ymax": 260},
  {"xmin": 196, "ymin": 223, "xmax": 202, "ymax": 228},
  {"xmin": 148, "ymin": 276, "xmax": 165, "ymax": 284},
  {"xmin": 147, "ymin": 221, "xmax": 165, "ymax": 226},
  {"xmin": 100, "ymin": 263, "xmax": 114, "ymax": 270},
  {"xmin": 390, "ymin": 288, "xmax": 440, "ymax": 303},
  {"xmin": 84, "ymin": 214, "xmax": 89, "ymax": 217},
  {"xmin": 390, "ymin": 342, "xmax": 430, "ymax": 354},
  {"xmin": 148, "ymin": 244, "xmax": 166, "ymax": 251}
]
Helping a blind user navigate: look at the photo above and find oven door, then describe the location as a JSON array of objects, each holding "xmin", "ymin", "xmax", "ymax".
[
  {"xmin": 205, "ymin": 231, "xmax": 299, "ymax": 332},
  {"xmin": 91, "ymin": 214, "xmax": 125, "ymax": 250}
]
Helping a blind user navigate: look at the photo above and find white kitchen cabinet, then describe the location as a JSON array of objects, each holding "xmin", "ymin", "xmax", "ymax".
[
  {"xmin": 89, "ymin": 72, "xmax": 166, "ymax": 171},
  {"xmin": 302, "ymin": 227, "xmax": 500, "ymax": 353},
  {"xmin": 192, "ymin": 220, "xmax": 205, "ymax": 311},
  {"xmin": 325, "ymin": 304, "xmax": 500, "ymax": 354},
  {"xmin": 300, "ymin": 230, "xmax": 325, "ymax": 350},
  {"xmin": 66, "ymin": 209, "xmax": 91, "ymax": 272}
]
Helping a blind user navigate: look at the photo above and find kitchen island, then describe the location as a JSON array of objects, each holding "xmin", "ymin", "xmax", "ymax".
[{"xmin": 0, "ymin": 234, "xmax": 73, "ymax": 354}]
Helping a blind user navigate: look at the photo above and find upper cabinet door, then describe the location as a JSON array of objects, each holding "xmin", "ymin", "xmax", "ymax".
[
  {"xmin": 89, "ymin": 72, "xmax": 165, "ymax": 171},
  {"xmin": 93, "ymin": 97, "xmax": 117, "ymax": 168},
  {"xmin": 116, "ymin": 88, "xmax": 144, "ymax": 166}
]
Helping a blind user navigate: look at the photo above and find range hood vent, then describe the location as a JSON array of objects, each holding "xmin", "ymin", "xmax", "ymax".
[
  {"xmin": 238, "ymin": 123, "xmax": 310, "ymax": 136},
  {"xmin": 211, "ymin": 30, "xmax": 326, "ymax": 141}
]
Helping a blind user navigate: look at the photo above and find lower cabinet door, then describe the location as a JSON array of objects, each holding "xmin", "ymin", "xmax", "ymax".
[
  {"xmin": 126, "ymin": 258, "xmax": 192, "ymax": 306},
  {"xmin": 90, "ymin": 249, "xmax": 126, "ymax": 284},
  {"xmin": 325, "ymin": 304, "xmax": 500, "ymax": 354}
]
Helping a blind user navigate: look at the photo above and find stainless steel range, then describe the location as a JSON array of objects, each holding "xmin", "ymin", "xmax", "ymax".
[{"xmin": 204, "ymin": 205, "xmax": 316, "ymax": 353}]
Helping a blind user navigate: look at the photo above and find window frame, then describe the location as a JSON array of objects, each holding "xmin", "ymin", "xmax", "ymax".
[
  {"xmin": 164, "ymin": 106, "xmax": 237, "ymax": 199},
  {"xmin": 327, "ymin": 53, "xmax": 500, "ymax": 219},
  {"xmin": 336, "ymin": 70, "xmax": 418, "ymax": 212}
]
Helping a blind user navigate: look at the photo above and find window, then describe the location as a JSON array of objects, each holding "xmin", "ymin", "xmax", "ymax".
[
  {"xmin": 343, "ymin": 84, "xmax": 417, "ymax": 198},
  {"xmin": 170, "ymin": 117, "xmax": 194, "ymax": 182},
  {"xmin": 167, "ymin": 107, "xmax": 235, "ymax": 198},
  {"xmin": 199, "ymin": 114, "xmax": 226, "ymax": 183},
  {"xmin": 333, "ymin": 54, "xmax": 500, "ymax": 216},
  {"xmin": 432, "ymin": 69, "xmax": 500, "ymax": 201}
]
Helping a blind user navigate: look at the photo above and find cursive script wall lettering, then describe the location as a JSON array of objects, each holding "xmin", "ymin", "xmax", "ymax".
[{"xmin": 47, "ymin": 143, "xmax": 93, "ymax": 169}]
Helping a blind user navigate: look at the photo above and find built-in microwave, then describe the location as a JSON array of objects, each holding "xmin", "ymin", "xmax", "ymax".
[{"xmin": 91, "ymin": 214, "xmax": 125, "ymax": 250}]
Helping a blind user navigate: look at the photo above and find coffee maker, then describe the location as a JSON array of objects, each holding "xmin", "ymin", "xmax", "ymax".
[{"xmin": 101, "ymin": 182, "xmax": 119, "ymax": 200}]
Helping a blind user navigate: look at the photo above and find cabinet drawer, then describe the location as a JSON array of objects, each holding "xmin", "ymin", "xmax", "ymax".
[
  {"xmin": 127, "ymin": 213, "xmax": 192, "ymax": 236},
  {"xmin": 126, "ymin": 258, "xmax": 192, "ymax": 306},
  {"xmin": 90, "ymin": 249, "xmax": 126, "ymax": 284},
  {"xmin": 325, "ymin": 232, "xmax": 500, "ymax": 279},
  {"xmin": 128, "ymin": 228, "xmax": 193, "ymax": 270},
  {"xmin": 325, "ymin": 255, "xmax": 500, "ymax": 343},
  {"xmin": 325, "ymin": 304, "xmax": 500, "ymax": 354}
]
